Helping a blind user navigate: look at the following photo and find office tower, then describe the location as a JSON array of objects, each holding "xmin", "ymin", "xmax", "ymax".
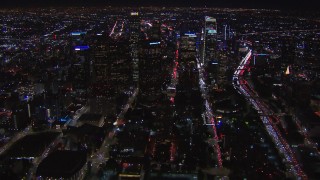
[
  {"xmin": 129, "ymin": 12, "xmax": 141, "ymax": 86},
  {"xmin": 179, "ymin": 33, "xmax": 199, "ymax": 87},
  {"xmin": 281, "ymin": 36, "xmax": 296, "ymax": 65},
  {"xmin": 69, "ymin": 47, "xmax": 91, "ymax": 91},
  {"xmin": 109, "ymin": 41, "xmax": 132, "ymax": 94},
  {"xmin": 139, "ymin": 39, "xmax": 163, "ymax": 103},
  {"xmin": 149, "ymin": 20, "xmax": 161, "ymax": 41},
  {"xmin": 90, "ymin": 36, "xmax": 114, "ymax": 97},
  {"xmin": 180, "ymin": 33, "xmax": 197, "ymax": 60},
  {"xmin": 92, "ymin": 35, "xmax": 131, "ymax": 96},
  {"xmin": 92, "ymin": 42, "xmax": 110, "ymax": 83},
  {"xmin": 203, "ymin": 16, "xmax": 217, "ymax": 65}
]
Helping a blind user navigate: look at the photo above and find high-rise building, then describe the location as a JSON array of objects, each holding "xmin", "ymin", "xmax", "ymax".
[
  {"xmin": 180, "ymin": 33, "xmax": 197, "ymax": 60},
  {"xmin": 69, "ymin": 49, "xmax": 91, "ymax": 91},
  {"xmin": 139, "ymin": 40, "xmax": 163, "ymax": 103},
  {"xmin": 149, "ymin": 20, "xmax": 161, "ymax": 41},
  {"xmin": 129, "ymin": 12, "xmax": 141, "ymax": 86},
  {"xmin": 91, "ymin": 36, "xmax": 118, "ymax": 96},
  {"xmin": 91, "ymin": 35, "xmax": 132, "ymax": 96},
  {"xmin": 109, "ymin": 41, "xmax": 132, "ymax": 93},
  {"xmin": 203, "ymin": 16, "xmax": 227, "ymax": 89},
  {"xmin": 203, "ymin": 16, "xmax": 217, "ymax": 65},
  {"xmin": 281, "ymin": 36, "xmax": 296, "ymax": 65},
  {"xmin": 179, "ymin": 33, "xmax": 199, "ymax": 87},
  {"xmin": 92, "ymin": 42, "xmax": 110, "ymax": 83}
]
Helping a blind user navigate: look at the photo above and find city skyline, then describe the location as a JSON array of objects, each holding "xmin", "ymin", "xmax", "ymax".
[
  {"xmin": 0, "ymin": 5, "xmax": 319, "ymax": 180},
  {"xmin": 0, "ymin": 0, "xmax": 319, "ymax": 10}
]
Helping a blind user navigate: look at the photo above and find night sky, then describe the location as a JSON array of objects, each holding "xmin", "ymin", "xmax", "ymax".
[{"xmin": 0, "ymin": 0, "xmax": 318, "ymax": 10}]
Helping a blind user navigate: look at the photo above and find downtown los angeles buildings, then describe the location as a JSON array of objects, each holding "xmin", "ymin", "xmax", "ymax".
[{"xmin": 0, "ymin": 6, "xmax": 319, "ymax": 180}]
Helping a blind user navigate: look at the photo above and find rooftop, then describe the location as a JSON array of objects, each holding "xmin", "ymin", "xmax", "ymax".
[
  {"xmin": 36, "ymin": 150, "xmax": 87, "ymax": 178},
  {"xmin": 78, "ymin": 113, "xmax": 103, "ymax": 122},
  {"xmin": 2, "ymin": 132, "xmax": 60, "ymax": 158}
]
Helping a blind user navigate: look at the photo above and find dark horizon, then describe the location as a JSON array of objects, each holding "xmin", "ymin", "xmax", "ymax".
[{"xmin": 0, "ymin": 0, "xmax": 318, "ymax": 11}]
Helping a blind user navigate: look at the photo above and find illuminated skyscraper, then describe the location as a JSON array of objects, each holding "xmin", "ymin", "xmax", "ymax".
[
  {"xmin": 129, "ymin": 12, "xmax": 141, "ymax": 86},
  {"xmin": 91, "ymin": 36, "xmax": 131, "ymax": 96},
  {"xmin": 69, "ymin": 46, "xmax": 91, "ymax": 91},
  {"xmin": 202, "ymin": 16, "xmax": 217, "ymax": 65},
  {"xmin": 92, "ymin": 42, "xmax": 110, "ymax": 83},
  {"xmin": 203, "ymin": 16, "xmax": 227, "ymax": 89},
  {"xmin": 139, "ymin": 40, "xmax": 163, "ymax": 103}
]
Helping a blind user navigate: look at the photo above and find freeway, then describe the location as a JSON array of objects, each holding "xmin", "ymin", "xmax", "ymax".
[
  {"xmin": 238, "ymin": 28, "xmax": 320, "ymax": 36},
  {"xmin": 233, "ymin": 49, "xmax": 307, "ymax": 179}
]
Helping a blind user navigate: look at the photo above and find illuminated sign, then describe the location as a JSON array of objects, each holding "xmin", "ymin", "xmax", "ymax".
[
  {"xmin": 131, "ymin": 12, "xmax": 139, "ymax": 16},
  {"xmin": 74, "ymin": 45, "xmax": 89, "ymax": 51},
  {"xmin": 184, "ymin": 33, "xmax": 197, "ymax": 37},
  {"xmin": 149, "ymin": 42, "xmax": 160, "ymax": 45},
  {"xmin": 71, "ymin": 32, "xmax": 87, "ymax": 36}
]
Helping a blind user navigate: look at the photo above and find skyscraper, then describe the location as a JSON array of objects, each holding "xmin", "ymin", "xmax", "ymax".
[
  {"xmin": 281, "ymin": 36, "xmax": 296, "ymax": 65},
  {"xmin": 91, "ymin": 36, "xmax": 123, "ymax": 96},
  {"xmin": 203, "ymin": 16, "xmax": 217, "ymax": 65},
  {"xmin": 203, "ymin": 16, "xmax": 227, "ymax": 89},
  {"xmin": 69, "ymin": 46, "xmax": 91, "ymax": 91},
  {"xmin": 91, "ymin": 32, "xmax": 132, "ymax": 96},
  {"xmin": 139, "ymin": 40, "xmax": 163, "ymax": 103},
  {"xmin": 129, "ymin": 12, "xmax": 141, "ymax": 86},
  {"xmin": 92, "ymin": 42, "xmax": 110, "ymax": 83}
]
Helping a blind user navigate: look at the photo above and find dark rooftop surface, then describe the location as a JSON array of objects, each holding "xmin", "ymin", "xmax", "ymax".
[
  {"xmin": 78, "ymin": 113, "xmax": 103, "ymax": 122},
  {"xmin": 36, "ymin": 150, "xmax": 87, "ymax": 178},
  {"xmin": 65, "ymin": 123, "xmax": 104, "ymax": 135},
  {"xmin": 2, "ymin": 132, "xmax": 60, "ymax": 158}
]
